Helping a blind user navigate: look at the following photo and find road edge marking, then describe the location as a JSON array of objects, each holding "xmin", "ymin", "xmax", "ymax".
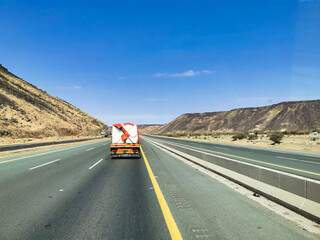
[{"xmin": 140, "ymin": 147, "xmax": 183, "ymax": 240}]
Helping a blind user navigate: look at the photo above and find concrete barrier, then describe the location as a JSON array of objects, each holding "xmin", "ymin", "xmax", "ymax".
[
  {"xmin": 307, "ymin": 181, "xmax": 320, "ymax": 203},
  {"xmin": 279, "ymin": 174, "xmax": 306, "ymax": 198},
  {"xmin": 145, "ymin": 137, "xmax": 320, "ymax": 223}
]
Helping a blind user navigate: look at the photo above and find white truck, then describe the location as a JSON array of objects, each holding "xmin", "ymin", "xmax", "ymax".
[{"xmin": 110, "ymin": 123, "xmax": 140, "ymax": 158}]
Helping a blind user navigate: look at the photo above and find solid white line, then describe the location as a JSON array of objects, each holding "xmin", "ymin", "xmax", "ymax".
[
  {"xmin": 86, "ymin": 147, "xmax": 95, "ymax": 151},
  {"xmin": 89, "ymin": 159, "xmax": 104, "ymax": 169},
  {"xmin": 29, "ymin": 159, "xmax": 60, "ymax": 170},
  {"xmin": 103, "ymin": 143, "xmax": 108, "ymax": 146},
  {"xmin": 277, "ymin": 156, "xmax": 320, "ymax": 165},
  {"xmin": 277, "ymin": 156, "xmax": 298, "ymax": 161}
]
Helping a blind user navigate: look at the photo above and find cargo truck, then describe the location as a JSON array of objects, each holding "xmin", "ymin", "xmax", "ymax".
[
  {"xmin": 110, "ymin": 123, "xmax": 141, "ymax": 158},
  {"xmin": 101, "ymin": 131, "xmax": 108, "ymax": 137}
]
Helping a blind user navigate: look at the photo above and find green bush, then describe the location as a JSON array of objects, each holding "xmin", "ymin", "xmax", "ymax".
[
  {"xmin": 289, "ymin": 130, "xmax": 299, "ymax": 135},
  {"xmin": 269, "ymin": 133, "xmax": 283, "ymax": 144},
  {"xmin": 232, "ymin": 133, "xmax": 248, "ymax": 141},
  {"xmin": 166, "ymin": 133, "xmax": 187, "ymax": 137},
  {"xmin": 213, "ymin": 133, "xmax": 221, "ymax": 138},
  {"xmin": 248, "ymin": 135, "xmax": 258, "ymax": 140}
]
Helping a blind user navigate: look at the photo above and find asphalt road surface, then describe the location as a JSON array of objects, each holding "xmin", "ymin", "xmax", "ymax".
[
  {"xmin": 0, "ymin": 138, "xmax": 318, "ymax": 239},
  {"xmin": 144, "ymin": 135, "xmax": 320, "ymax": 180}
]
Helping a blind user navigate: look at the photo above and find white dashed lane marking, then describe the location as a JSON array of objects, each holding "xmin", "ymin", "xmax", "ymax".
[
  {"xmin": 89, "ymin": 159, "xmax": 104, "ymax": 169},
  {"xmin": 29, "ymin": 159, "xmax": 60, "ymax": 170}
]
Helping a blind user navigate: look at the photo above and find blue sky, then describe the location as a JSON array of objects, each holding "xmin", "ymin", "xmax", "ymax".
[{"xmin": 0, "ymin": 0, "xmax": 319, "ymax": 125}]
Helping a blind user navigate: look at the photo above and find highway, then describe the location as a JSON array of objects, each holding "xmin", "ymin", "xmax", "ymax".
[
  {"xmin": 145, "ymin": 135, "xmax": 320, "ymax": 180},
  {"xmin": 0, "ymin": 138, "xmax": 319, "ymax": 239}
]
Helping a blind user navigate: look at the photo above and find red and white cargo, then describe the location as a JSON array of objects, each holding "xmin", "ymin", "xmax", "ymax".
[{"xmin": 110, "ymin": 123, "xmax": 141, "ymax": 158}]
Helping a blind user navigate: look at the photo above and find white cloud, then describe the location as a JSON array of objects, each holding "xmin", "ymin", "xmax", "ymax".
[
  {"xmin": 156, "ymin": 69, "xmax": 213, "ymax": 77},
  {"xmin": 155, "ymin": 73, "xmax": 166, "ymax": 77},
  {"xmin": 73, "ymin": 86, "xmax": 82, "ymax": 89},
  {"xmin": 171, "ymin": 70, "xmax": 196, "ymax": 77}
]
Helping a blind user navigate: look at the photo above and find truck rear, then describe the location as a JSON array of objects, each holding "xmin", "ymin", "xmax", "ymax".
[{"xmin": 110, "ymin": 123, "xmax": 141, "ymax": 158}]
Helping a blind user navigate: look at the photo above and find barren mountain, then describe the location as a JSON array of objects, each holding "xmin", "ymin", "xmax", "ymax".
[
  {"xmin": 154, "ymin": 100, "xmax": 320, "ymax": 134},
  {"xmin": 0, "ymin": 64, "xmax": 106, "ymax": 138},
  {"xmin": 138, "ymin": 124, "xmax": 162, "ymax": 134}
]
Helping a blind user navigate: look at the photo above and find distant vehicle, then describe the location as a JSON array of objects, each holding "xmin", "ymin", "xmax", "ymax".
[
  {"xmin": 101, "ymin": 131, "xmax": 108, "ymax": 137},
  {"xmin": 110, "ymin": 123, "xmax": 141, "ymax": 158}
]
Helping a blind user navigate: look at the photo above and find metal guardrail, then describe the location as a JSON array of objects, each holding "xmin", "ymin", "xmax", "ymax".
[{"xmin": 0, "ymin": 137, "xmax": 104, "ymax": 152}]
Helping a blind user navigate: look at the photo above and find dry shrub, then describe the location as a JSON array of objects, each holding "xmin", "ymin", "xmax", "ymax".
[
  {"xmin": 269, "ymin": 133, "xmax": 283, "ymax": 144},
  {"xmin": 232, "ymin": 133, "xmax": 248, "ymax": 141}
]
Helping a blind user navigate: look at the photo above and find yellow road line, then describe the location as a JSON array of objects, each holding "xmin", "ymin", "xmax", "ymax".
[
  {"xmin": 173, "ymin": 142, "xmax": 320, "ymax": 177},
  {"xmin": 0, "ymin": 140, "xmax": 107, "ymax": 164},
  {"xmin": 140, "ymin": 147, "xmax": 183, "ymax": 240}
]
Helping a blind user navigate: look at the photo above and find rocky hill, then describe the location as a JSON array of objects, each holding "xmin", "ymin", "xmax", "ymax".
[
  {"xmin": 0, "ymin": 64, "xmax": 106, "ymax": 138},
  {"xmin": 138, "ymin": 124, "xmax": 162, "ymax": 134},
  {"xmin": 154, "ymin": 100, "xmax": 320, "ymax": 134}
]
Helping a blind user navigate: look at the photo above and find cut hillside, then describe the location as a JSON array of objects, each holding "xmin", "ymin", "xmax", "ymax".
[
  {"xmin": 154, "ymin": 100, "xmax": 320, "ymax": 134},
  {"xmin": 0, "ymin": 64, "xmax": 106, "ymax": 138}
]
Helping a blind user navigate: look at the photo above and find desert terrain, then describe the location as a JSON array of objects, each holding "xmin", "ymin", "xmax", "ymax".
[{"xmin": 165, "ymin": 133, "xmax": 320, "ymax": 152}]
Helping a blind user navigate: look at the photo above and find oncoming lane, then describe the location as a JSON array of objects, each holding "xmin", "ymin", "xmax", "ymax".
[{"xmin": 145, "ymin": 135, "xmax": 320, "ymax": 180}]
